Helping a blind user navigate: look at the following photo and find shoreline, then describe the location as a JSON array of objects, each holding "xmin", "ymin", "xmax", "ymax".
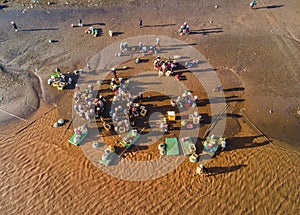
[{"xmin": 0, "ymin": 1, "xmax": 299, "ymax": 214}]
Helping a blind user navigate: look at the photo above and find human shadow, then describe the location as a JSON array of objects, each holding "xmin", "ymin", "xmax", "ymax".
[
  {"xmin": 254, "ymin": 5, "xmax": 284, "ymax": 10},
  {"xmin": 138, "ymin": 58, "xmax": 150, "ymax": 63},
  {"xmin": 223, "ymin": 87, "xmax": 245, "ymax": 92},
  {"xmin": 159, "ymin": 47, "xmax": 182, "ymax": 52},
  {"xmin": 190, "ymin": 28, "xmax": 223, "ymax": 35},
  {"xmin": 128, "ymin": 145, "xmax": 149, "ymax": 153},
  {"xmin": 199, "ymin": 113, "xmax": 211, "ymax": 125},
  {"xmin": 190, "ymin": 137, "xmax": 204, "ymax": 154},
  {"xmin": 146, "ymin": 94, "xmax": 171, "ymax": 102},
  {"xmin": 112, "ymin": 31, "xmax": 124, "ymax": 36},
  {"xmin": 64, "ymin": 74, "xmax": 80, "ymax": 90},
  {"xmin": 143, "ymin": 23, "xmax": 176, "ymax": 28},
  {"xmin": 197, "ymin": 96, "xmax": 244, "ymax": 106},
  {"xmin": 83, "ymin": 22, "xmax": 106, "ymax": 27},
  {"xmin": 20, "ymin": 28, "xmax": 59, "ymax": 32},
  {"xmin": 225, "ymin": 136, "xmax": 269, "ymax": 151},
  {"xmin": 168, "ymin": 43, "xmax": 197, "ymax": 47},
  {"xmin": 0, "ymin": 5, "xmax": 8, "ymax": 10},
  {"xmin": 208, "ymin": 164, "xmax": 247, "ymax": 176},
  {"xmin": 96, "ymin": 28, "xmax": 103, "ymax": 36},
  {"xmin": 226, "ymin": 113, "xmax": 242, "ymax": 118}
]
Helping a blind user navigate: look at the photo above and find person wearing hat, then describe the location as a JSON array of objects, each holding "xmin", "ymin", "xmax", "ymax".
[
  {"xmin": 250, "ymin": 0, "xmax": 257, "ymax": 9},
  {"xmin": 199, "ymin": 163, "xmax": 210, "ymax": 177}
]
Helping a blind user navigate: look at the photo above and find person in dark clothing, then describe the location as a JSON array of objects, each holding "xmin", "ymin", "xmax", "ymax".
[
  {"xmin": 139, "ymin": 18, "xmax": 143, "ymax": 28},
  {"xmin": 78, "ymin": 19, "xmax": 83, "ymax": 27},
  {"xmin": 139, "ymin": 92, "xmax": 143, "ymax": 103},
  {"xmin": 11, "ymin": 21, "xmax": 18, "ymax": 32},
  {"xmin": 250, "ymin": 0, "xmax": 257, "ymax": 9},
  {"xmin": 111, "ymin": 68, "xmax": 118, "ymax": 79}
]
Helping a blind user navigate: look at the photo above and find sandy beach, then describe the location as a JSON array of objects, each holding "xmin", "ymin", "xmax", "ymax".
[{"xmin": 0, "ymin": 0, "xmax": 299, "ymax": 214}]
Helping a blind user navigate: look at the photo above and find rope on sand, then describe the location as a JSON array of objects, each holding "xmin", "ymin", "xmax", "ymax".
[
  {"xmin": 241, "ymin": 109, "xmax": 300, "ymax": 155},
  {"xmin": 25, "ymin": 95, "xmax": 37, "ymax": 110},
  {"xmin": 15, "ymin": 106, "xmax": 57, "ymax": 135},
  {"xmin": 0, "ymin": 108, "xmax": 27, "ymax": 122},
  {"xmin": 203, "ymin": 103, "xmax": 230, "ymax": 138},
  {"xmin": 240, "ymin": 109, "xmax": 273, "ymax": 144}
]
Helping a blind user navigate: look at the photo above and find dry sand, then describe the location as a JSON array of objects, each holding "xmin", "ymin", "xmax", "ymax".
[{"xmin": 0, "ymin": 0, "xmax": 299, "ymax": 214}]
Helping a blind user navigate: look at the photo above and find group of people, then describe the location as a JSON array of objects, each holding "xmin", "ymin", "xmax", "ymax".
[
  {"xmin": 109, "ymin": 76, "xmax": 129, "ymax": 93},
  {"xmin": 73, "ymin": 124, "xmax": 88, "ymax": 145},
  {"xmin": 178, "ymin": 22, "xmax": 190, "ymax": 35},
  {"xmin": 10, "ymin": 0, "xmax": 259, "ymax": 34},
  {"xmin": 115, "ymin": 38, "xmax": 161, "ymax": 58},
  {"xmin": 47, "ymin": 68, "xmax": 72, "ymax": 90},
  {"xmin": 119, "ymin": 42, "xmax": 129, "ymax": 53},
  {"xmin": 73, "ymin": 84, "xmax": 101, "ymax": 121},
  {"xmin": 94, "ymin": 94, "xmax": 106, "ymax": 119},
  {"xmin": 153, "ymin": 56, "xmax": 178, "ymax": 76},
  {"xmin": 16, "ymin": 9, "xmax": 241, "ymax": 177},
  {"xmin": 171, "ymin": 91, "xmax": 198, "ymax": 109},
  {"xmin": 85, "ymin": 27, "xmax": 99, "ymax": 37},
  {"xmin": 112, "ymin": 105, "xmax": 132, "ymax": 134},
  {"xmin": 110, "ymin": 82, "xmax": 146, "ymax": 132}
]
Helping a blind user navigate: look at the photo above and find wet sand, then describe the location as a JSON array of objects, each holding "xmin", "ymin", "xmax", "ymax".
[{"xmin": 0, "ymin": 0, "xmax": 299, "ymax": 214}]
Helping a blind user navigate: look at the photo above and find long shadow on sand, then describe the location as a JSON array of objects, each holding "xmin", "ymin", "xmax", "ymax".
[
  {"xmin": 143, "ymin": 23, "xmax": 176, "ymax": 28},
  {"xmin": 20, "ymin": 28, "xmax": 59, "ymax": 32},
  {"xmin": 254, "ymin": 5, "xmax": 284, "ymax": 10},
  {"xmin": 83, "ymin": 22, "xmax": 106, "ymax": 27},
  {"xmin": 223, "ymin": 87, "xmax": 245, "ymax": 92},
  {"xmin": 208, "ymin": 164, "xmax": 247, "ymax": 176},
  {"xmin": 0, "ymin": 5, "xmax": 8, "ymax": 10},
  {"xmin": 225, "ymin": 136, "xmax": 270, "ymax": 151},
  {"xmin": 168, "ymin": 43, "xmax": 197, "ymax": 47},
  {"xmin": 190, "ymin": 28, "xmax": 223, "ymax": 35},
  {"xmin": 197, "ymin": 96, "xmax": 245, "ymax": 107},
  {"xmin": 112, "ymin": 31, "xmax": 124, "ymax": 36}
]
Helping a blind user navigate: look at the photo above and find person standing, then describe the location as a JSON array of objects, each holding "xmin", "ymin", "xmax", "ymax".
[
  {"xmin": 220, "ymin": 137, "xmax": 226, "ymax": 151},
  {"xmin": 139, "ymin": 18, "xmax": 143, "ymax": 28},
  {"xmin": 78, "ymin": 19, "xmax": 83, "ymax": 27},
  {"xmin": 11, "ymin": 21, "xmax": 18, "ymax": 32},
  {"xmin": 155, "ymin": 37, "xmax": 160, "ymax": 47},
  {"xmin": 139, "ymin": 42, "xmax": 143, "ymax": 50},
  {"xmin": 111, "ymin": 68, "xmax": 118, "ymax": 79},
  {"xmin": 120, "ymin": 42, "xmax": 124, "ymax": 53},
  {"xmin": 198, "ymin": 163, "xmax": 210, "ymax": 177},
  {"xmin": 250, "ymin": 0, "xmax": 257, "ymax": 9},
  {"xmin": 139, "ymin": 92, "xmax": 143, "ymax": 103}
]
